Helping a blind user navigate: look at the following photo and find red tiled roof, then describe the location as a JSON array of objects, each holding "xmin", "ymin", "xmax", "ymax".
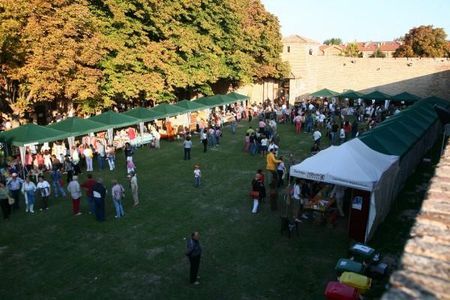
[
  {"xmin": 379, "ymin": 42, "xmax": 401, "ymax": 51},
  {"xmin": 355, "ymin": 42, "xmax": 377, "ymax": 52}
]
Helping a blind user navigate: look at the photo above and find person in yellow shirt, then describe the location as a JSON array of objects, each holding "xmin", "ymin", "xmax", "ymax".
[{"xmin": 266, "ymin": 148, "xmax": 281, "ymax": 187}]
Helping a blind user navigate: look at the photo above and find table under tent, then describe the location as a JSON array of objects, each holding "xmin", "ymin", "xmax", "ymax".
[{"xmin": 290, "ymin": 96, "xmax": 450, "ymax": 242}]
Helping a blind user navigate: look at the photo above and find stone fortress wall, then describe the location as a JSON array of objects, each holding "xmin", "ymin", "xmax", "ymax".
[
  {"xmin": 289, "ymin": 56, "xmax": 450, "ymax": 101},
  {"xmin": 240, "ymin": 36, "xmax": 450, "ymax": 104}
]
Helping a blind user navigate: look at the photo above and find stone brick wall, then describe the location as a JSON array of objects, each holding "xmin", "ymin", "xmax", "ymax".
[
  {"xmin": 287, "ymin": 56, "xmax": 450, "ymax": 102},
  {"xmin": 382, "ymin": 139, "xmax": 450, "ymax": 300}
]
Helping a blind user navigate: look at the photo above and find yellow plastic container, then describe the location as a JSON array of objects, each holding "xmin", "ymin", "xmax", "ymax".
[{"xmin": 339, "ymin": 272, "xmax": 372, "ymax": 294}]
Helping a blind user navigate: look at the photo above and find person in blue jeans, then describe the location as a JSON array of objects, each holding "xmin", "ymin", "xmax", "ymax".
[
  {"xmin": 51, "ymin": 169, "xmax": 66, "ymax": 198},
  {"xmin": 92, "ymin": 178, "xmax": 106, "ymax": 221},
  {"xmin": 111, "ymin": 179, "xmax": 125, "ymax": 218}
]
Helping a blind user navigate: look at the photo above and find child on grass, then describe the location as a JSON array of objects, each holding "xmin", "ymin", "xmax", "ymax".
[
  {"xmin": 194, "ymin": 164, "xmax": 201, "ymax": 187},
  {"xmin": 127, "ymin": 159, "xmax": 136, "ymax": 175}
]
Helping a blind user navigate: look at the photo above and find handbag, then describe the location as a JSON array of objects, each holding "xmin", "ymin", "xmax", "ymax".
[
  {"xmin": 8, "ymin": 196, "xmax": 15, "ymax": 205},
  {"xmin": 249, "ymin": 191, "xmax": 259, "ymax": 198}
]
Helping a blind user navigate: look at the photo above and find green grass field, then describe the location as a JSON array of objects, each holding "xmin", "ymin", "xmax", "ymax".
[{"xmin": 0, "ymin": 120, "xmax": 437, "ymax": 299}]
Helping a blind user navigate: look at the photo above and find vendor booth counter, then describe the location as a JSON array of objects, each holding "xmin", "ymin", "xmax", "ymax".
[{"xmin": 290, "ymin": 138, "xmax": 399, "ymax": 243}]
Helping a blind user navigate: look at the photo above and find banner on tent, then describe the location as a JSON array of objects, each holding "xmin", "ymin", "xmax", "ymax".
[
  {"xmin": 291, "ymin": 169, "xmax": 325, "ymax": 181},
  {"xmin": 291, "ymin": 168, "xmax": 373, "ymax": 191}
]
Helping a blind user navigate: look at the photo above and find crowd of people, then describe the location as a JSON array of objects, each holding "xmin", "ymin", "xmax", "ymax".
[
  {"xmin": 1, "ymin": 96, "xmax": 408, "ymax": 285},
  {"xmin": 0, "ymin": 138, "xmax": 140, "ymax": 221}
]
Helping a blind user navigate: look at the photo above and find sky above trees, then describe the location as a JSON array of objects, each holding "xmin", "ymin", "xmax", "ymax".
[{"xmin": 261, "ymin": 0, "xmax": 450, "ymax": 42}]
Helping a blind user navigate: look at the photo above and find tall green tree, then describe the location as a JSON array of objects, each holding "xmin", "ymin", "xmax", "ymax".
[
  {"xmin": 370, "ymin": 48, "xmax": 386, "ymax": 58},
  {"xmin": 0, "ymin": 0, "xmax": 288, "ymax": 114},
  {"xmin": 394, "ymin": 25, "xmax": 448, "ymax": 58},
  {"xmin": 323, "ymin": 38, "xmax": 342, "ymax": 45},
  {"xmin": 343, "ymin": 42, "xmax": 361, "ymax": 57},
  {"xmin": 1, "ymin": 0, "xmax": 106, "ymax": 115}
]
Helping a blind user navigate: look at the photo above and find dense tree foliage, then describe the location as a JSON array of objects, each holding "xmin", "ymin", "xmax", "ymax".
[
  {"xmin": 323, "ymin": 38, "xmax": 342, "ymax": 45},
  {"xmin": 394, "ymin": 25, "xmax": 449, "ymax": 58},
  {"xmin": 370, "ymin": 48, "xmax": 386, "ymax": 58},
  {"xmin": 0, "ymin": 0, "xmax": 288, "ymax": 115},
  {"xmin": 343, "ymin": 42, "xmax": 361, "ymax": 58}
]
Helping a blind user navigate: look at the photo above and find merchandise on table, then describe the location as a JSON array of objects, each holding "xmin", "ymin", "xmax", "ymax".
[
  {"xmin": 335, "ymin": 258, "xmax": 364, "ymax": 276},
  {"xmin": 324, "ymin": 281, "xmax": 360, "ymax": 300},
  {"xmin": 339, "ymin": 272, "xmax": 372, "ymax": 294},
  {"xmin": 349, "ymin": 243, "xmax": 381, "ymax": 263},
  {"xmin": 366, "ymin": 262, "xmax": 389, "ymax": 279}
]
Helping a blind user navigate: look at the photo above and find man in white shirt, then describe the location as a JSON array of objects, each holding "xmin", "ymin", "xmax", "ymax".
[
  {"xmin": 36, "ymin": 176, "xmax": 51, "ymax": 211},
  {"xmin": 67, "ymin": 176, "xmax": 82, "ymax": 215},
  {"xmin": 292, "ymin": 179, "xmax": 303, "ymax": 223},
  {"xmin": 312, "ymin": 130, "xmax": 322, "ymax": 145}
]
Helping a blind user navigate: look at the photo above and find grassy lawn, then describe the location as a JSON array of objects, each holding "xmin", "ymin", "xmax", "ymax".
[{"xmin": 0, "ymin": 120, "xmax": 437, "ymax": 299}]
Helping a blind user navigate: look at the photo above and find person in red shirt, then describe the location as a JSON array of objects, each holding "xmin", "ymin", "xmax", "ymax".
[
  {"xmin": 343, "ymin": 121, "xmax": 352, "ymax": 141},
  {"xmin": 127, "ymin": 127, "xmax": 136, "ymax": 141},
  {"xmin": 81, "ymin": 173, "xmax": 97, "ymax": 214}
]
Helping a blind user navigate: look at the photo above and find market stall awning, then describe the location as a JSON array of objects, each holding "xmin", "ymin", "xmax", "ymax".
[
  {"xmin": 290, "ymin": 139, "xmax": 398, "ymax": 191},
  {"xmin": 359, "ymin": 96, "xmax": 450, "ymax": 158},
  {"xmin": 310, "ymin": 88, "xmax": 340, "ymax": 97},
  {"xmin": 338, "ymin": 90, "xmax": 364, "ymax": 99},
  {"xmin": 391, "ymin": 92, "xmax": 421, "ymax": 103},
  {"xmin": 362, "ymin": 90, "xmax": 392, "ymax": 101},
  {"xmin": 195, "ymin": 94, "xmax": 234, "ymax": 108},
  {"xmin": 149, "ymin": 103, "xmax": 187, "ymax": 119},
  {"xmin": 47, "ymin": 117, "xmax": 110, "ymax": 136},
  {"xmin": 122, "ymin": 107, "xmax": 160, "ymax": 122},
  {"xmin": 0, "ymin": 123, "xmax": 71, "ymax": 147},
  {"xmin": 89, "ymin": 110, "xmax": 139, "ymax": 128},
  {"xmin": 174, "ymin": 100, "xmax": 208, "ymax": 113}
]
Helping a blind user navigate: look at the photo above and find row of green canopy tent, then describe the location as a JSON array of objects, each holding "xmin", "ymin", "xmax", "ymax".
[
  {"xmin": 309, "ymin": 88, "xmax": 422, "ymax": 103},
  {"xmin": 0, "ymin": 92, "xmax": 249, "ymax": 148},
  {"xmin": 290, "ymin": 95, "xmax": 450, "ymax": 242}
]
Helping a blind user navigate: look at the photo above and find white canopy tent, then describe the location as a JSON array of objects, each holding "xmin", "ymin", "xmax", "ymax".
[{"xmin": 290, "ymin": 139, "xmax": 400, "ymax": 242}]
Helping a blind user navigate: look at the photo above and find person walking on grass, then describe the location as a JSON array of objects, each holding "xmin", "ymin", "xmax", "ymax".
[
  {"xmin": 194, "ymin": 165, "xmax": 201, "ymax": 187},
  {"xmin": 67, "ymin": 176, "xmax": 82, "ymax": 216},
  {"xmin": 81, "ymin": 174, "xmax": 96, "ymax": 214},
  {"xmin": 111, "ymin": 179, "xmax": 125, "ymax": 219},
  {"xmin": 83, "ymin": 144, "xmax": 94, "ymax": 172},
  {"xmin": 0, "ymin": 181, "xmax": 11, "ymax": 220},
  {"xmin": 22, "ymin": 177, "xmax": 36, "ymax": 213},
  {"xmin": 292, "ymin": 179, "xmax": 303, "ymax": 223},
  {"xmin": 128, "ymin": 171, "xmax": 139, "ymax": 206},
  {"xmin": 106, "ymin": 144, "xmax": 116, "ymax": 171},
  {"xmin": 200, "ymin": 130, "xmax": 208, "ymax": 153},
  {"xmin": 51, "ymin": 168, "xmax": 66, "ymax": 198},
  {"xmin": 266, "ymin": 148, "xmax": 281, "ymax": 187},
  {"xmin": 93, "ymin": 178, "xmax": 107, "ymax": 221},
  {"xmin": 6, "ymin": 173, "xmax": 23, "ymax": 211},
  {"xmin": 277, "ymin": 156, "xmax": 286, "ymax": 188},
  {"xmin": 251, "ymin": 173, "xmax": 264, "ymax": 214},
  {"xmin": 185, "ymin": 232, "xmax": 202, "ymax": 285},
  {"xmin": 36, "ymin": 175, "xmax": 51, "ymax": 211},
  {"xmin": 183, "ymin": 136, "xmax": 193, "ymax": 160}
]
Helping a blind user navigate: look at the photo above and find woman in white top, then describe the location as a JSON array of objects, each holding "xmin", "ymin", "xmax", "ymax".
[
  {"xmin": 276, "ymin": 156, "xmax": 286, "ymax": 188},
  {"xmin": 22, "ymin": 177, "xmax": 37, "ymax": 213},
  {"xmin": 260, "ymin": 136, "xmax": 268, "ymax": 156}
]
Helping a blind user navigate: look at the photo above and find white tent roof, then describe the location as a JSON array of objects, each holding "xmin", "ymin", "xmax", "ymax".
[{"xmin": 290, "ymin": 139, "xmax": 399, "ymax": 191}]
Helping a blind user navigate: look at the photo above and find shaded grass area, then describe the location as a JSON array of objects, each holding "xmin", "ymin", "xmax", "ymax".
[{"xmin": 0, "ymin": 121, "xmax": 438, "ymax": 299}]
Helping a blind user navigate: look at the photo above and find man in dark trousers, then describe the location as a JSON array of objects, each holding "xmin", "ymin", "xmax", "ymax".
[
  {"xmin": 81, "ymin": 174, "xmax": 97, "ymax": 215},
  {"xmin": 185, "ymin": 232, "xmax": 202, "ymax": 285},
  {"xmin": 92, "ymin": 178, "xmax": 106, "ymax": 221}
]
